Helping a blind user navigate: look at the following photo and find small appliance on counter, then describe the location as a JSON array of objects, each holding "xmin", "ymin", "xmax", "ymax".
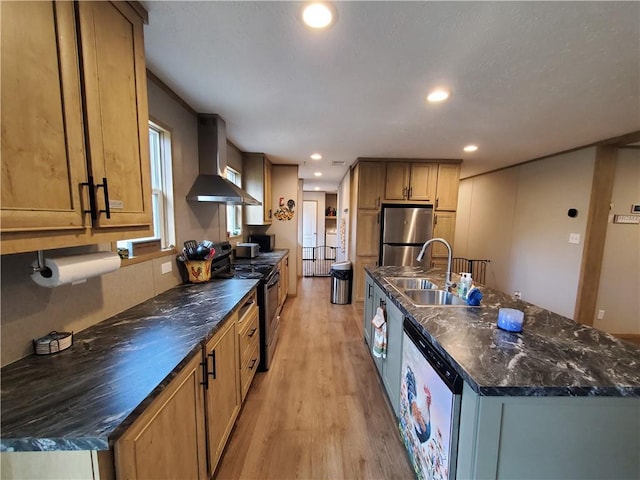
[
  {"xmin": 248, "ymin": 234, "xmax": 275, "ymax": 252},
  {"xmin": 236, "ymin": 243, "xmax": 260, "ymax": 259}
]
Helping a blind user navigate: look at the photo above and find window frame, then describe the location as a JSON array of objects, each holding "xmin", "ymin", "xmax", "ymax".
[{"xmin": 225, "ymin": 166, "xmax": 243, "ymax": 239}]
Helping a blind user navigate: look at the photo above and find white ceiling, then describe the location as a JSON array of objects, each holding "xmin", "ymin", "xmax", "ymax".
[{"xmin": 142, "ymin": 1, "xmax": 640, "ymax": 191}]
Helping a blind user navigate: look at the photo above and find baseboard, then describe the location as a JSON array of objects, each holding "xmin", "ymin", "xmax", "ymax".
[{"xmin": 612, "ymin": 334, "xmax": 640, "ymax": 346}]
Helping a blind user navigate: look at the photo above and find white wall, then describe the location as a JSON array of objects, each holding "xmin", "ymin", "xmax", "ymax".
[
  {"xmin": 595, "ymin": 148, "xmax": 640, "ymax": 334},
  {"xmin": 455, "ymin": 148, "xmax": 596, "ymax": 319}
]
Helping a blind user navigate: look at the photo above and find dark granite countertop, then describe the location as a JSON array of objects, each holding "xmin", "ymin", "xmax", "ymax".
[
  {"xmin": 366, "ymin": 266, "xmax": 640, "ymax": 398},
  {"xmin": 0, "ymin": 278, "xmax": 259, "ymax": 452},
  {"xmin": 232, "ymin": 249, "xmax": 288, "ymax": 268}
]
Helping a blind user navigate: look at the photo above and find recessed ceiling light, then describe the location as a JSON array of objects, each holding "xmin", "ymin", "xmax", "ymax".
[
  {"xmin": 310, "ymin": 153, "xmax": 322, "ymax": 160},
  {"xmin": 302, "ymin": 2, "xmax": 335, "ymax": 29},
  {"xmin": 464, "ymin": 144, "xmax": 478, "ymax": 152},
  {"xmin": 427, "ymin": 89, "xmax": 450, "ymax": 103},
  {"xmin": 314, "ymin": 171, "xmax": 323, "ymax": 177},
  {"xmin": 314, "ymin": 187, "xmax": 320, "ymax": 191}
]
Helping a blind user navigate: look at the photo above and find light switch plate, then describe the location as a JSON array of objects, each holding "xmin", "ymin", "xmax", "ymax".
[
  {"xmin": 161, "ymin": 262, "xmax": 172, "ymax": 274},
  {"xmin": 569, "ymin": 233, "xmax": 581, "ymax": 244}
]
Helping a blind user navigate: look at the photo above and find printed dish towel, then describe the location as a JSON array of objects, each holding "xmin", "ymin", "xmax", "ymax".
[{"xmin": 371, "ymin": 306, "xmax": 387, "ymax": 358}]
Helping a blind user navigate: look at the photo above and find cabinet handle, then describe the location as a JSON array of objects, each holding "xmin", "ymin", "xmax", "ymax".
[
  {"xmin": 200, "ymin": 360, "xmax": 208, "ymax": 389},
  {"xmin": 368, "ymin": 284, "xmax": 373, "ymax": 299},
  {"xmin": 408, "ymin": 186, "xmax": 413, "ymax": 198},
  {"xmin": 376, "ymin": 196, "xmax": 380, "ymax": 208},
  {"xmin": 81, "ymin": 176, "xmax": 98, "ymax": 221},
  {"xmin": 249, "ymin": 358, "xmax": 258, "ymax": 370},
  {"xmin": 402, "ymin": 186, "xmax": 408, "ymax": 199},
  {"xmin": 434, "ymin": 214, "xmax": 438, "ymax": 226},
  {"xmin": 208, "ymin": 351, "xmax": 216, "ymax": 379},
  {"xmin": 96, "ymin": 177, "xmax": 111, "ymax": 219},
  {"xmin": 379, "ymin": 298, "xmax": 386, "ymax": 308},
  {"xmin": 248, "ymin": 327, "xmax": 258, "ymax": 338},
  {"xmin": 435, "ymin": 197, "xmax": 439, "ymax": 209}
]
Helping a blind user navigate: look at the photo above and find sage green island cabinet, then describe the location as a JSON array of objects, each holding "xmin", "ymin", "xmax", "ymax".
[{"xmin": 364, "ymin": 272, "xmax": 403, "ymax": 416}]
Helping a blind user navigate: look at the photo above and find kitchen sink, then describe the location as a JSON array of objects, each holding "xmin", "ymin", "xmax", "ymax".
[
  {"xmin": 386, "ymin": 277, "xmax": 438, "ymax": 290},
  {"xmin": 402, "ymin": 289, "xmax": 470, "ymax": 306}
]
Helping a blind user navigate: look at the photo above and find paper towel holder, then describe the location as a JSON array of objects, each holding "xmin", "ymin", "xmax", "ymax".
[{"xmin": 31, "ymin": 251, "xmax": 52, "ymax": 278}]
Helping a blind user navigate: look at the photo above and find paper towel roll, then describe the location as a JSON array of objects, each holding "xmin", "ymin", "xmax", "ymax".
[{"xmin": 31, "ymin": 251, "xmax": 121, "ymax": 288}]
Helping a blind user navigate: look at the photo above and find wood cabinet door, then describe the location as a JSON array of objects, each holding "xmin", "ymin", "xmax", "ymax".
[
  {"xmin": 354, "ymin": 256, "xmax": 378, "ymax": 303},
  {"xmin": 409, "ymin": 163, "xmax": 438, "ymax": 202},
  {"xmin": 204, "ymin": 318, "xmax": 240, "ymax": 475},
  {"xmin": 77, "ymin": 1, "xmax": 152, "ymax": 229},
  {"xmin": 385, "ymin": 163, "xmax": 409, "ymax": 200},
  {"xmin": 432, "ymin": 212, "xmax": 456, "ymax": 258},
  {"xmin": 263, "ymin": 157, "xmax": 272, "ymax": 222},
  {"xmin": 355, "ymin": 209, "xmax": 380, "ymax": 257},
  {"xmin": 357, "ymin": 162, "xmax": 386, "ymax": 209},
  {"xmin": 436, "ymin": 163, "xmax": 461, "ymax": 211},
  {"xmin": 115, "ymin": 354, "xmax": 207, "ymax": 480},
  {"xmin": 1, "ymin": 2, "xmax": 87, "ymax": 233}
]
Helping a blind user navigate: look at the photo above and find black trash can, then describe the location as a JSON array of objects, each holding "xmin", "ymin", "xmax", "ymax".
[{"xmin": 330, "ymin": 261, "xmax": 352, "ymax": 304}]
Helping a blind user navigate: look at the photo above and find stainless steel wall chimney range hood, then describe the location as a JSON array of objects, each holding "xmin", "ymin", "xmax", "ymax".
[{"xmin": 186, "ymin": 114, "xmax": 261, "ymax": 205}]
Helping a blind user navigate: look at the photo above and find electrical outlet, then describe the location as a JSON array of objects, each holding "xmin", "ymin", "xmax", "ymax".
[
  {"xmin": 513, "ymin": 291, "xmax": 522, "ymax": 300},
  {"xmin": 161, "ymin": 262, "xmax": 172, "ymax": 274},
  {"xmin": 569, "ymin": 233, "xmax": 581, "ymax": 244},
  {"xmin": 597, "ymin": 309, "xmax": 605, "ymax": 320}
]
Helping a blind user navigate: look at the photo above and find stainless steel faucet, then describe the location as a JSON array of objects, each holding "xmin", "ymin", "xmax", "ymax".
[{"xmin": 416, "ymin": 237, "xmax": 453, "ymax": 291}]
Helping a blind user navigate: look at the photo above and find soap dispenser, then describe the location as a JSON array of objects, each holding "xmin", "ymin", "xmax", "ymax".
[{"xmin": 458, "ymin": 273, "xmax": 472, "ymax": 299}]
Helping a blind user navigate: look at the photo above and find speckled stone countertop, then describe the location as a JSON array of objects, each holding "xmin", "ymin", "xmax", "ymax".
[
  {"xmin": 232, "ymin": 249, "xmax": 288, "ymax": 267},
  {"xmin": 0, "ymin": 279, "xmax": 259, "ymax": 452},
  {"xmin": 366, "ymin": 266, "xmax": 640, "ymax": 398}
]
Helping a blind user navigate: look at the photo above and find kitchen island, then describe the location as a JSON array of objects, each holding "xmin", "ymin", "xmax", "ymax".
[
  {"xmin": 1, "ymin": 278, "xmax": 259, "ymax": 477},
  {"xmin": 365, "ymin": 266, "xmax": 640, "ymax": 479}
]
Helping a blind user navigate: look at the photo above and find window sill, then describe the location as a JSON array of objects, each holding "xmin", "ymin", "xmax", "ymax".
[{"xmin": 118, "ymin": 247, "xmax": 178, "ymax": 267}]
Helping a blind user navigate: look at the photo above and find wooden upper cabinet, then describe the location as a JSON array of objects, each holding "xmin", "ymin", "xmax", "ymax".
[
  {"xmin": 77, "ymin": 1, "xmax": 152, "ymax": 228},
  {"xmin": 0, "ymin": 2, "xmax": 87, "ymax": 233},
  {"xmin": 436, "ymin": 163, "xmax": 461, "ymax": 211},
  {"xmin": 243, "ymin": 153, "xmax": 272, "ymax": 225},
  {"xmin": 357, "ymin": 162, "xmax": 386, "ymax": 209},
  {"xmin": 385, "ymin": 163, "xmax": 410, "ymax": 200},
  {"xmin": 432, "ymin": 211, "xmax": 456, "ymax": 258},
  {"xmin": 0, "ymin": 1, "xmax": 152, "ymax": 254},
  {"xmin": 385, "ymin": 162, "xmax": 437, "ymax": 202},
  {"xmin": 409, "ymin": 163, "xmax": 438, "ymax": 201}
]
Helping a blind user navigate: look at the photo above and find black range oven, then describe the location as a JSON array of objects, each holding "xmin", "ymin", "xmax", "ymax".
[{"xmin": 209, "ymin": 242, "xmax": 280, "ymax": 371}]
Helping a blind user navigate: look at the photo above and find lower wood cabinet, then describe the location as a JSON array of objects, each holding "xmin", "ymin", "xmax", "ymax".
[
  {"xmin": 204, "ymin": 315, "xmax": 240, "ymax": 476},
  {"xmin": 238, "ymin": 293, "xmax": 260, "ymax": 402},
  {"xmin": 115, "ymin": 354, "xmax": 207, "ymax": 479}
]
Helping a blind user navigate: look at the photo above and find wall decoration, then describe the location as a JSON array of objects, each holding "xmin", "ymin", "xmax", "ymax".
[{"xmin": 274, "ymin": 198, "xmax": 296, "ymax": 221}]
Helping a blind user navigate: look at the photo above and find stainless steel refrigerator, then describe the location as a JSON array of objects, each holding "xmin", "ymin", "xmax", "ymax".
[{"xmin": 380, "ymin": 204, "xmax": 433, "ymax": 267}]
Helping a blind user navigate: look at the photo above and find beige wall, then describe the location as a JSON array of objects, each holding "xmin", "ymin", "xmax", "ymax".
[
  {"xmin": 595, "ymin": 148, "xmax": 640, "ymax": 334},
  {"xmin": 0, "ymin": 247, "xmax": 182, "ymax": 366},
  {"xmin": 338, "ymin": 170, "xmax": 351, "ymax": 260},
  {"xmin": 264, "ymin": 165, "xmax": 299, "ymax": 295},
  {"xmin": 455, "ymin": 148, "xmax": 596, "ymax": 319},
  {"xmin": 0, "ymin": 75, "xmax": 227, "ymax": 366},
  {"xmin": 147, "ymin": 79, "xmax": 227, "ymax": 246}
]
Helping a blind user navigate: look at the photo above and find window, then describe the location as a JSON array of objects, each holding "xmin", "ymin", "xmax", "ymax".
[
  {"xmin": 226, "ymin": 167, "xmax": 242, "ymax": 237},
  {"xmin": 117, "ymin": 121, "xmax": 175, "ymax": 255}
]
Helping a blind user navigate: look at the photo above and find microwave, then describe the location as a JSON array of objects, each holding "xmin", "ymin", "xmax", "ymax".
[{"xmin": 249, "ymin": 234, "xmax": 275, "ymax": 252}]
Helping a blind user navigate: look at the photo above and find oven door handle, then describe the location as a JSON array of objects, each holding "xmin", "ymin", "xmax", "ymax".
[{"xmin": 266, "ymin": 271, "xmax": 280, "ymax": 288}]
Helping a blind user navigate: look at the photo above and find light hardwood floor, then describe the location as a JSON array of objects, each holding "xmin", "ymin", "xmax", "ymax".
[{"xmin": 215, "ymin": 277, "xmax": 415, "ymax": 479}]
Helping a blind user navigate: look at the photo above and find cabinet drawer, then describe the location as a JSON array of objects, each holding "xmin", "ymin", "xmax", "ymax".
[
  {"xmin": 239, "ymin": 342, "xmax": 260, "ymax": 401},
  {"xmin": 238, "ymin": 307, "xmax": 259, "ymax": 363}
]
